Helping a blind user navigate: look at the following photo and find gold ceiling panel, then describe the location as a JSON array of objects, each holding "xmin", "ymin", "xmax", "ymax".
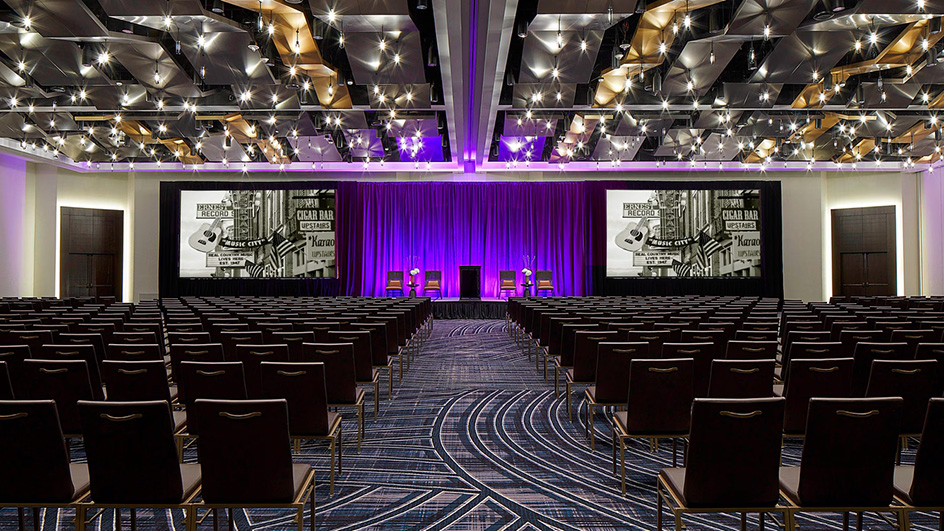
[
  {"xmin": 744, "ymin": 137, "xmax": 776, "ymax": 163},
  {"xmin": 834, "ymin": 137, "xmax": 875, "ymax": 163},
  {"xmin": 788, "ymin": 114, "xmax": 841, "ymax": 143}
]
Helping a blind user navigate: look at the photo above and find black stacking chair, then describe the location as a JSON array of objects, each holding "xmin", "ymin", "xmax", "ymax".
[
  {"xmin": 866, "ymin": 360, "xmax": 940, "ymax": 454},
  {"xmin": 584, "ymin": 342, "xmax": 648, "ymax": 450},
  {"xmin": 0, "ymin": 361, "xmax": 13, "ymax": 399},
  {"xmin": 58, "ymin": 333, "xmax": 106, "ymax": 366},
  {"xmin": 299, "ymin": 343, "xmax": 364, "ymax": 452},
  {"xmin": 779, "ymin": 397, "xmax": 905, "ymax": 530},
  {"xmin": 895, "ymin": 398, "xmax": 944, "ymax": 529},
  {"xmin": 219, "ymin": 330, "xmax": 264, "ymax": 361},
  {"xmin": 176, "ymin": 361, "xmax": 247, "ymax": 440},
  {"xmin": 261, "ymin": 362, "xmax": 342, "ymax": 495},
  {"xmin": 657, "ymin": 397, "xmax": 787, "ymax": 531},
  {"xmin": 271, "ymin": 331, "xmax": 314, "ymax": 361},
  {"xmin": 851, "ymin": 342, "xmax": 912, "ymax": 395},
  {"xmin": 839, "ymin": 329, "xmax": 885, "ymax": 358},
  {"xmin": 890, "ymin": 329, "xmax": 939, "ymax": 355},
  {"xmin": 779, "ymin": 358, "xmax": 855, "ymax": 436},
  {"xmin": 0, "ymin": 344, "xmax": 30, "ymax": 396},
  {"xmin": 3, "ymin": 329, "xmax": 54, "ymax": 358},
  {"xmin": 565, "ymin": 330, "xmax": 619, "ymax": 420},
  {"xmin": 101, "ymin": 360, "xmax": 184, "ymax": 438},
  {"xmin": 725, "ymin": 340, "xmax": 778, "ymax": 360},
  {"xmin": 327, "ymin": 330, "xmax": 380, "ymax": 419},
  {"xmin": 39, "ymin": 344, "xmax": 104, "ymax": 400},
  {"xmin": 707, "ymin": 359, "xmax": 776, "ymax": 398},
  {"xmin": 192, "ymin": 399, "xmax": 316, "ymax": 531},
  {"xmin": 612, "ymin": 358, "xmax": 695, "ymax": 495},
  {"xmin": 235, "ymin": 344, "xmax": 290, "ymax": 398},
  {"xmin": 169, "ymin": 344, "xmax": 225, "ymax": 387},
  {"xmin": 77, "ymin": 400, "xmax": 201, "ymax": 529},
  {"xmin": 783, "ymin": 342, "xmax": 843, "ymax": 384},
  {"xmin": 915, "ymin": 342, "xmax": 944, "ymax": 395},
  {"xmin": 106, "ymin": 343, "xmax": 164, "ymax": 362},
  {"xmin": 626, "ymin": 329, "xmax": 673, "ymax": 357},
  {"xmin": 21, "ymin": 359, "xmax": 95, "ymax": 437},
  {"xmin": 0, "ymin": 400, "xmax": 90, "ymax": 529},
  {"xmin": 661, "ymin": 343, "xmax": 719, "ymax": 397}
]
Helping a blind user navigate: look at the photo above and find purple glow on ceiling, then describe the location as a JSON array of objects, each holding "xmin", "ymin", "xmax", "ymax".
[
  {"xmin": 498, "ymin": 136, "xmax": 546, "ymax": 162},
  {"xmin": 397, "ymin": 135, "xmax": 445, "ymax": 162}
]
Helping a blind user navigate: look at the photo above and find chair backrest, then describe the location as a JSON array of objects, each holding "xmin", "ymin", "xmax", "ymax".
[
  {"xmin": 77, "ymin": 400, "xmax": 184, "ymax": 503},
  {"xmin": 386, "ymin": 271, "xmax": 404, "ymax": 288},
  {"xmin": 0, "ymin": 400, "xmax": 77, "ymax": 502},
  {"xmin": 838, "ymin": 329, "xmax": 885, "ymax": 358},
  {"xmin": 734, "ymin": 330, "xmax": 778, "ymax": 342},
  {"xmin": 661, "ymin": 342, "xmax": 719, "ymax": 397},
  {"xmin": 21, "ymin": 359, "xmax": 94, "ymax": 436},
  {"xmin": 889, "ymin": 329, "xmax": 938, "ymax": 354},
  {"xmin": 783, "ymin": 342, "xmax": 843, "ymax": 384},
  {"xmin": 424, "ymin": 270, "xmax": 441, "ymax": 286},
  {"xmin": 258, "ymin": 323, "xmax": 293, "ymax": 341},
  {"xmin": 593, "ymin": 342, "xmax": 648, "ymax": 403},
  {"xmin": 271, "ymin": 331, "xmax": 315, "ymax": 361},
  {"xmin": 679, "ymin": 329, "xmax": 725, "ymax": 345},
  {"xmin": 0, "ymin": 344, "xmax": 30, "ymax": 396},
  {"xmin": 535, "ymin": 270, "xmax": 553, "ymax": 290},
  {"xmin": 106, "ymin": 343, "xmax": 163, "ymax": 362},
  {"xmin": 40, "ymin": 343, "xmax": 103, "ymax": 399},
  {"xmin": 725, "ymin": 340, "xmax": 777, "ymax": 360},
  {"xmin": 572, "ymin": 330, "xmax": 619, "ymax": 382},
  {"xmin": 169, "ymin": 343, "xmax": 225, "ymax": 387},
  {"xmin": 499, "ymin": 270, "xmax": 516, "ymax": 288},
  {"xmin": 219, "ymin": 330, "xmax": 264, "ymax": 361},
  {"xmin": 235, "ymin": 344, "xmax": 290, "ymax": 398},
  {"xmin": 178, "ymin": 361, "xmax": 248, "ymax": 435},
  {"xmin": 168, "ymin": 331, "xmax": 212, "ymax": 346},
  {"xmin": 350, "ymin": 323, "xmax": 388, "ymax": 366},
  {"xmin": 0, "ymin": 361, "xmax": 12, "ymax": 399},
  {"xmin": 624, "ymin": 358, "xmax": 694, "ymax": 434},
  {"xmin": 683, "ymin": 397, "xmax": 786, "ymax": 507},
  {"xmin": 260, "ymin": 362, "xmax": 331, "ymax": 436},
  {"xmin": 112, "ymin": 331, "xmax": 157, "ymax": 346},
  {"xmin": 326, "ymin": 331, "xmax": 374, "ymax": 382},
  {"xmin": 910, "ymin": 397, "xmax": 944, "ymax": 505},
  {"xmin": 782, "ymin": 358, "xmax": 854, "ymax": 435},
  {"xmin": 3, "ymin": 329, "xmax": 54, "ymax": 356},
  {"xmin": 75, "ymin": 322, "xmax": 116, "ymax": 343},
  {"xmin": 914, "ymin": 342, "xmax": 944, "ymax": 395},
  {"xmin": 851, "ymin": 342, "xmax": 912, "ymax": 395},
  {"xmin": 194, "ymin": 399, "xmax": 295, "ymax": 503},
  {"xmin": 865, "ymin": 359, "xmax": 939, "ymax": 435},
  {"xmin": 559, "ymin": 323, "xmax": 600, "ymax": 366},
  {"xmin": 627, "ymin": 329, "xmax": 673, "ymax": 355},
  {"xmin": 299, "ymin": 343, "xmax": 357, "ymax": 404},
  {"xmin": 797, "ymin": 397, "xmax": 902, "ymax": 506},
  {"xmin": 101, "ymin": 360, "xmax": 172, "ymax": 403},
  {"xmin": 58, "ymin": 333, "xmax": 106, "ymax": 365},
  {"xmin": 707, "ymin": 359, "xmax": 776, "ymax": 398}
]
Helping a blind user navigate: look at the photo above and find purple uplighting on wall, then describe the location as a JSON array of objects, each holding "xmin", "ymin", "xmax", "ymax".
[
  {"xmin": 397, "ymin": 136, "xmax": 445, "ymax": 162},
  {"xmin": 498, "ymin": 136, "xmax": 546, "ymax": 162}
]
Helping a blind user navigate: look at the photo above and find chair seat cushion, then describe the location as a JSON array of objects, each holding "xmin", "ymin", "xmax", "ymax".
[
  {"xmin": 357, "ymin": 368, "xmax": 380, "ymax": 384},
  {"xmin": 613, "ymin": 410, "xmax": 688, "ymax": 436},
  {"xmin": 292, "ymin": 464, "xmax": 313, "ymax": 499},
  {"xmin": 173, "ymin": 410, "xmax": 187, "ymax": 433},
  {"xmin": 773, "ymin": 384, "xmax": 784, "ymax": 397},
  {"xmin": 779, "ymin": 466, "xmax": 801, "ymax": 504},
  {"xmin": 70, "ymin": 463, "xmax": 91, "ymax": 501},
  {"xmin": 894, "ymin": 466, "xmax": 914, "ymax": 505},
  {"xmin": 660, "ymin": 468, "xmax": 690, "ymax": 506},
  {"xmin": 586, "ymin": 386, "xmax": 627, "ymax": 406},
  {"xmin": 329, "ymin": 388, "xmax": 365, "ymax": 407},
  {"xmin": 425, "ymin": 281, "xmax": 440, "ymax": 289},
  {"xmin": 180, "ymin": 463, "xmax": 202, "ymax": 500}
]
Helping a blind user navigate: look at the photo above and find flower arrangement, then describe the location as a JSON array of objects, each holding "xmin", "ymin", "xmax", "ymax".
[
  {"xmin": 410, "ymin": 268, "xmax": 420, "ymax": 276},
  {"xmin": 522, "ymin": 268, "xmax": 532, "ymax": 277}
]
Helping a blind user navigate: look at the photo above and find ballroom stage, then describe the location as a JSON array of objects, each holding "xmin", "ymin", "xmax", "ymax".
[{"xmin": 431, "ymin": 297, "xmax": 508, "ymax": 319}]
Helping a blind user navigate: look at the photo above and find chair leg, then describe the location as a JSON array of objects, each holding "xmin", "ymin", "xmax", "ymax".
[
  {"xmin": 310, "ymin": 481, "xmax": 317, "ymax": 531},
  {"xmin": 213, "ymin": 508, "xmax": 219, "ymax": 531},
  {"xmin": 17, "ymin": 507, "xmax": 24, "ymax": 531},
  {"xmin": 611, "ymin": 424, "xmax": 618, "ymax": 474},
  {"xmin": 554, "ymin": 367, "xmax": 560, "ymax": 396},
  {"xmin": 855, "ymin": 511, "xmax": 863, "ymax": 531},
  {"xmin": 228, "ymin": 508, "xmax": 234, "ymax": 531},
  {"xmin": 657, "ymin": 484, "xmax": 663, "ymax": 530},
  {"xmin": 32, "ymin": 508, "xmax": 40, "ymax": 531},
  {"xmin": 329, "ymin": 435, "xmax": 336, "ymax": 496},
  {"xmin": 620, "ymin": 438, "xmax": 627, "ymax": 495},
  {"xmin": 388, "ymin": 366, "xmax": 393, "ymax": 397},
  {"xmin": 842, "ymin": 511, "xmax": 849, "ymax": 531},
  {"xmin": 588, "ymin": 402, "xmax": 595, "ymax": 451},
  {"xmin": 759, "ymin": 512, "xmax": 766, "ymax": 531},
  {"xmin": 294, "ymin": 439, "xmax": 301, "ymax": 453},
  {"xmin": 338, "ymin": 423, "xmax": 343, "ymax": 473},
  {"xmin": 131, "ymin": 508, "xmax": 137, "ymax": 531},
  {"xmin": 740, "ymin": 512, "xmax": 747, "ymax": 531},
  {"xmin": 566, "ymin": 382, "xmax": 572, "ymax": 421},
  {"xmin": 75, "ymin": 505, "xmax": 87, "ymax": 531},
  {"xmin": 373, "ymin": 381, "xmax": 379, "ymax": 420},
  {"xmin": 358, "ymin": 403, "xmax": 364, "ymax": 453},
  {"xmin": 672, "ymin": 438, "xmax": 678, "ymax": 467}
]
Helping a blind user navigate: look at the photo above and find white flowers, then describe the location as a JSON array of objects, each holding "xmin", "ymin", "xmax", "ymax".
[
  {"xmin": 522, "ymin": 268, "xmax": 532, "ymax": 276},
  {"xmin": 410, "ymin": 268, "xmax": 420, "ymax": 276}
]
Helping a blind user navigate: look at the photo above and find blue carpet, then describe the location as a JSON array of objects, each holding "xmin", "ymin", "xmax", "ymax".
[{"xmin": 6, "ymin": 319, "xmax": 940, "ymax": 530}]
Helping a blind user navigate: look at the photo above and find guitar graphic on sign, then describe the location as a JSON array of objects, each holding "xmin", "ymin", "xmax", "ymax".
[
  {"xmin": 615, "ymin": 217, "xmax": 651, "ymax": 252},
  {"xmin": 188, "ymin": 218, "xmax": 223, "ymax": 253}
]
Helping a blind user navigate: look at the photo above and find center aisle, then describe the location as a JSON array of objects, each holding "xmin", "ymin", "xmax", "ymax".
[{"xmin": 314, "ymin": 319, "xmax": 665, "ymax": 530}]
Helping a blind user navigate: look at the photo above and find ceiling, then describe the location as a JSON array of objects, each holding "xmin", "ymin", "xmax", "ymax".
[{"xmin": 0, "ymin": 0, "xmax": 943, "ymax": 171}]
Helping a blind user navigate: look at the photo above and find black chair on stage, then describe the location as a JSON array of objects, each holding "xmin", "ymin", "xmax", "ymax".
[
  {"xmin": 499, "ymin": 270, "xmax": 517, "ymax": 298},
  {"xmin": 535, "ymin": 271, "xmax": 554, "ymax": 296}
]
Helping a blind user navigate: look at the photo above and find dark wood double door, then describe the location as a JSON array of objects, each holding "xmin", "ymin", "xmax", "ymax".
[
  {"xmin": 60, "ymin": 207, "xmax": 123, "ymax": 300},
  {"xmin": 831, "ymin": 206, "xmax": 896, "ymax": 297}
]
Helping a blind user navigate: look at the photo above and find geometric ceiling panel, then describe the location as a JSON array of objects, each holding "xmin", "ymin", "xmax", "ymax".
[
  {"xmin": 346, "ymin": 31, "xmax": 427, "ymax": 85},
  {"xmin": 752, "ymin": 30, "xmax": 858, "ymax": 84},
  {"xmin": 517, "ymin": 30, "xmax": 603, "ymax": 83}
]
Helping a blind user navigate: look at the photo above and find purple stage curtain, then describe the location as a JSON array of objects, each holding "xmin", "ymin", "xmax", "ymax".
[{"xmin": 342, "ymin": 182, "xmax": 590, "ymax": 297}]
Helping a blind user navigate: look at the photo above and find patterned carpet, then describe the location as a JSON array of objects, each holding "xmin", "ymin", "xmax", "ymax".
[{"xmin": 10, "ymin": 319, "xmax": 940, "ymax": 530}]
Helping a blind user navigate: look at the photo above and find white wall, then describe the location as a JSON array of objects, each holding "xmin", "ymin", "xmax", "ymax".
[
  {"xmin": 0, "ymin": 155, "xmax": 27, "ymax": 296},
  {"xmin": 5, "ymin": 161, "xmax": 930, "ymax": 303},
  {"xmin": 920, "ymin": 167, "xmax": 944, "ymax": 295}
]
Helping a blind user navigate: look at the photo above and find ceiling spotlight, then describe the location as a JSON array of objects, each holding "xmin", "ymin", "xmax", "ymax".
[
  {"xmin": 294, "ymin": 29, "xmax": 301, "ymax": 54},
  {"xmin": 22, "ymin": 16, "xmax": 31, "ymax": 30},
  {"xmin": 551, "ymin": 66, "xmax": 559, "ymax": 78},
  {"xmin": 96, "ymin": 51, "xmax": 110, "ymax": 65},
  {"xmin": 516, "ymin": 20, "xmax": 529, "ymax": 38},
  {"xmin": 417, "ymin": 0, "xmax": 428, "ymax": 9},
  {"xmin": 211, "ymin": 0, "xmax": 224, "ymax": 13},
  {"xmin": 854, "ymin": 39, "xmax": 862, "ymax": 52},
  {"xmin": 747, "ymin": 44, "xmax": 757, "ymax": 70},
  {"xmin": 158, "ymin": 123, "xmax": 167, "ymax": 133},
  {"xmin": 239, "ymin": 90, "xmax": 251, "ymax": 102},
  {"xmin": 580, "ymin": 40, "xmax": 587, "ymax": 51},
  {"xmin": 153, "ymin": 64, "xmax": 161, "ymax": 84},
  {"xmin": 394, "ymin": 52, "xmax": 401, "ymax": 64}
]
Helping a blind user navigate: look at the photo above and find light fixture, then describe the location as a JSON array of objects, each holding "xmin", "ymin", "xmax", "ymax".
[
  {"xmin": 294, "ymin": 29, "xmax": 300, "ymax": 54},
  {"xmin": 517, "ymin": 20, "xmax": 529, "ymax": 38},
  {"xmin": 635, "ymin": 0, "xmax": 646, "ymax": 14},
  {"xmin": 747, "ymin": 43, "xmax": 757, "ymax": 70},
  {"xmin": 417, "ymin": 0, "xmax": 428, "ymax": 9},
  {"xmin": 153, "ymin": 62, "xmax": 161, "ymax": 84},
  {"xmin": 709, "ymin": 42, "xmax": 715, "ymax": 64}
]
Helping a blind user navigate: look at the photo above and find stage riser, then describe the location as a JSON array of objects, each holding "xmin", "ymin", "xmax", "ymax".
[{"xmin": 432, "ymin": 300, "xmax": 507, "ymax": 319}]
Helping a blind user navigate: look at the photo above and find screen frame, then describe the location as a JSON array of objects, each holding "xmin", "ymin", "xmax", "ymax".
[{"xmin": 159, "ymin": 180, "xmax": 342, "ymax": 298}]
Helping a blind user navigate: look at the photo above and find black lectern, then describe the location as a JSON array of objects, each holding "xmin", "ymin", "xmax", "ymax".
[{"xmin": 458, "ymin": 266, "xmax": 481, "ymax": 299}]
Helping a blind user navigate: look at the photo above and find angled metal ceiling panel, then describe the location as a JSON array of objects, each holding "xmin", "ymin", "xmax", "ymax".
[{"xmin": 517, "ymin": 31, "xmax": 603, "ymax": 84}]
